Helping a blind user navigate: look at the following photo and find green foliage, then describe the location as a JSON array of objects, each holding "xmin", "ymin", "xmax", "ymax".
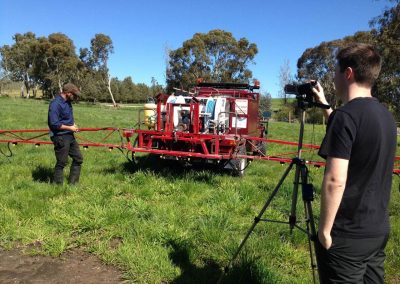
[
  {"xmin": 278, "ymin": 59, "xmax": 293, "ymax": 104},
  {"xmin": 35, "ymin": 33, "xmax": 80, "ymax": 97},
  {"xmin": 1, "ymin": 97, "xmax": 398, "ymax": 283},
  {"xmin": 0, "ymin": 32, "xmax": 39, "ymax": 97},
  {"xmin": 259, "ymin": 92, "xmax": 272, "ymax": 115},
  {"xmin": 296, "ymin": 2, "xmax": 400, "ymax": 117},
  {"xmin": 305, "ymin": 108, "xmax": 324, "ymax": 124},
  {"xmin": 296, "ymin": 31, "xmax": 375, "ymax": 109},
  {"xmin": 166, "ymin": 29, "xmax": 258, "ymax": 92},
  {"xmin": 0, "ymin": 33, "xmax": 162, "ymax": 103},
  {"xmin": 89, "ymin": 34, "xmax": 114, "ymax": 71},
  {"xmin": 82, "ymin": 33, "xmax": 117, "ymax": 105},
  {"xmin": 273, "ymin": 106, "xmax": 292, "ymax": 122},
  {"xmin": 370, "ymin": 2, "xmax": 400, "ymax": 119},
  {"xmin": 272, "ymin": 101, "xmax": 299, "ymax": 123}
]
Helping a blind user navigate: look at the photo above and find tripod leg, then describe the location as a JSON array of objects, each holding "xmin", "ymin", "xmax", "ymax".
[
  {"xmin": 218, "ymin": 162, "xmax": 295, "ymax": 283},
  {"xmin": 289, "ymin": 160, "xmax": 302, "ymax": 231},
  {"xmin": 300, "ymin": 165, "xmax": 319, "ymax": 284},
  {"xmin": 304, "ymin": 201, "xmax": 318, "ymax": 283}
]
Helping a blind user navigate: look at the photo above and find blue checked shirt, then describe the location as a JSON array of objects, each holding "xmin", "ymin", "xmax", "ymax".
[{"xmin": 48, "ymin": 95, "xmax": 75, "ymax": 136}]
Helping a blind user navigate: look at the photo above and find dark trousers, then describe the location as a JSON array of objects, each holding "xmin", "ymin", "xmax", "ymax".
[
  {"xmin": 51, "ymin": 134, "xmax": 83, "ymax": 185},
  {"xmin": 315, "ymin": 234, "xmax": 389, "ymax": 284}
]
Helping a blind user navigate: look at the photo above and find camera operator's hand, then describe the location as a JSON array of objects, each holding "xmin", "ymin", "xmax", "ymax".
[
  {"xmin": 318, "ymin": 230, "xmax": 333, "ymax": 250},
  {"xmin": 312, "ymin": 81, "xmax": 332, "ymax": 119},
  {"xmin": 311, "ymin": 81, "xmax": 329, "ymax": 105}
]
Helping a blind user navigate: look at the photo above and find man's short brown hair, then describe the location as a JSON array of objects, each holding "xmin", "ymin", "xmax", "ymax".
[
  {"xmin": 62, "ymin": 83, "xmax": 80, "ymax": 96},
  {"xmin": 336, "ymin": 43, "xmax": 381, "ymax": 87}
]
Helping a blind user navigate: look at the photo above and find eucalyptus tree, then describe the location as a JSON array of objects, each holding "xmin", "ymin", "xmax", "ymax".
[
  {"xmin": 296, "ymin": 1, "xmax": 399, "ymax": 116},
  {"xmin": 278, "ymin": 59, "xmax": 293, "ymax": 105},
  {"xmin": 135, "ymin": 83, "xmax": 151, "ymax": 103},
  {"xmin": 296, "ymin": 32, "xmax": 375, "ymax": 108},
  {"xmin": 34, "ymin": 33, "xmax": 80, "ymax": 97},
  {"xmin": 166, "ymin": 29, "xmax": 258, "ymax": 92},
  {"xmin": 120, "ymin": 76, "xmax": 136, "ymax": 102},
  {"xmin": 0, "ymin": 32, "xmax": 38, "ymax": 97},
  {"xmin": 370, "ymin": 1, "xmax": 400, "ymax": 118},
  {"xmin": 150, "ymin": 77, "xmax": 164, "ymax": 98},
  {"xmin": 89, "ymin": 34, "xmax": 116, "ymax": 106}
]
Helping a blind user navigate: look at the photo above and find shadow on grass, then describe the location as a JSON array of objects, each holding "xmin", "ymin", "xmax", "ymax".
[
  {"xmin": 113, "ymin": 154, "xmax": 232, "ymax": 183},
  {"xmin": 32, "ymin": 165, "xmax": 53, "ymax": 183},
  {"xmin": 167, "ymin": 240, "xmax": 265, "ymax": 284}
]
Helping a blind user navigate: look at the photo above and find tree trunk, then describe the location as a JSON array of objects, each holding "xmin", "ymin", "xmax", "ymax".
[
  {"xmin": 58, "ymin": 78, "xmax": 62, "ymax": 93},
  {"xmin": 107, "ymin": 75, "xmax": 117, "ymax": 107},
  {"xmin": 24, "ymin": 79, "xmax": 30, "ymax": 99},
  {"xmin": 32, "ymin": 85, "xmax": 37, "ymax": 98},
  {"xmin": 24, "ymin": 71, "xmax": 32, "ymax": 98}
]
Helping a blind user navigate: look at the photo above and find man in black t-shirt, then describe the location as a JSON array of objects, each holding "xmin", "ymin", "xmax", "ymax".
[{"xmin": 312, "ymin": 44, "xmax": 397, "ymax": 283}]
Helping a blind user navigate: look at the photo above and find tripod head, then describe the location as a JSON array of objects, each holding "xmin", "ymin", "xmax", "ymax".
[
  {"xmin": 284, "ymin": 80, "xmax": 329, "ymax": 158},
  {"xmin": 284, "ymin": 81, "xmax": 331, "ymax": 110}
]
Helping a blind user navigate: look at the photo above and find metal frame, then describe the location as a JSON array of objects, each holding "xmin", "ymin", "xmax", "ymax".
[{"xmin": 1, "ymin": 128, "xmax": 399, "ymax": 173}]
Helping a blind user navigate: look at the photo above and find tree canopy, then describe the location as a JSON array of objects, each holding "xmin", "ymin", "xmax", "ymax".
[
  {"xmin": 370, "ymin": 1, "xmax": 400, "ymax": 117},
  {"xmin": 296, "ymin": 2, "xmax": 400, "ymax": 118},
  {"xmin": 36, "ymin": 33, "xmax": 80, "ymax": 95},
  {"xmin": 0, "ymin": 32, "xmax": 159, "ymax": 103},
  {"xmin": 0, "ymin": 32, "xmax": 38, "ymax": 97},
  {"xmin": 166, "ymin": 29, "xmax": 258, "ymax": 92}
]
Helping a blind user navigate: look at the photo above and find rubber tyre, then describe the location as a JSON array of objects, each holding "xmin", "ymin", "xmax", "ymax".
[
  {"xmin": 230, "ymin": 144, "xmax": 247, "ymax": 177},
  {"xmin": 254, "ymin": 141, "xmax": 266, "ymax": 156}
]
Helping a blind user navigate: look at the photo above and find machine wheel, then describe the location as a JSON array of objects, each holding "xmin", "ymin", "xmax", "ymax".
[
  {"xmin": 125, "ymin": 136, "xmax": 139, "ymax": 172},
  {"xmin": 130, "ymin": 136, "xmax": 139, "ymax": 164},
  {"xmin": 230, "ymin": 144, "xmax": 247, "ymax": 177},
  {"xmin": 254, "ymin": 141, "xmax": 266, "ymax": 156}
]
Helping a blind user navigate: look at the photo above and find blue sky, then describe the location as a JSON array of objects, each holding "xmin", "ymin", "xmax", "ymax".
[{"xmin": 0, "ymin": 0, "xmax": 394, "ymax": 97}]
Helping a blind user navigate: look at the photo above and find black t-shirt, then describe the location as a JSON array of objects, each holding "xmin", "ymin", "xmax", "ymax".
[{"xmin": 319, "ymin": 97, "xmax": 397, "ymax": 238}]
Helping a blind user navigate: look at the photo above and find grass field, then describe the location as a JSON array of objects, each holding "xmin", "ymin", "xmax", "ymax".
[{"xmin": 0, "ymin": 96, "xmax": 399, "ymax": 283}]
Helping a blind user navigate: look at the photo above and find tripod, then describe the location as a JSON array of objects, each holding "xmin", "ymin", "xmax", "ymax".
[{"xmin": 218, "ymin": 103, "xmax": 321, "ymax": 284}]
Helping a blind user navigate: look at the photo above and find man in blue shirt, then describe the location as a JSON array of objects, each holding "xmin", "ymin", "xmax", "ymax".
[{"xmin": 48, "ymin": 83, "xmax": 83, "ymax": 185}]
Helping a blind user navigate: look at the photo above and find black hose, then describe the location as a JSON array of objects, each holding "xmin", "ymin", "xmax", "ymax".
[
  {"xmin": 395, "ymin": 172, "xmax": 400, "ymax": 192},
  {"xmin": 116, "ymin": 147, "xmax": 134, "ymax": 163},
  {"xmin": 0, "ymin": 142, "xmax": 13, "ymax": 161}
]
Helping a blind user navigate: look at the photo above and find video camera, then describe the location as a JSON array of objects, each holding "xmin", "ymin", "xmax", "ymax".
[{"xmin": 284, "ymin": 81, "xmax": 330, "ymax": 109}]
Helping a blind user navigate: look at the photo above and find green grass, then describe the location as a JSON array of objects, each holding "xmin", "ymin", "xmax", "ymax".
[
  {"xmin": 0, "ymin": 96, "xmax": 399, "ymax": 283},
  {"xmin": 270, "ymin": 98, "xmax": 295, "ymax": 111}
]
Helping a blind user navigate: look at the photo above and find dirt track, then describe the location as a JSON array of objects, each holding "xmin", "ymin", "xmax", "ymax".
[{"xmin": 0, "ymin": 247, "xmax": 125, "ymax": 284}]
